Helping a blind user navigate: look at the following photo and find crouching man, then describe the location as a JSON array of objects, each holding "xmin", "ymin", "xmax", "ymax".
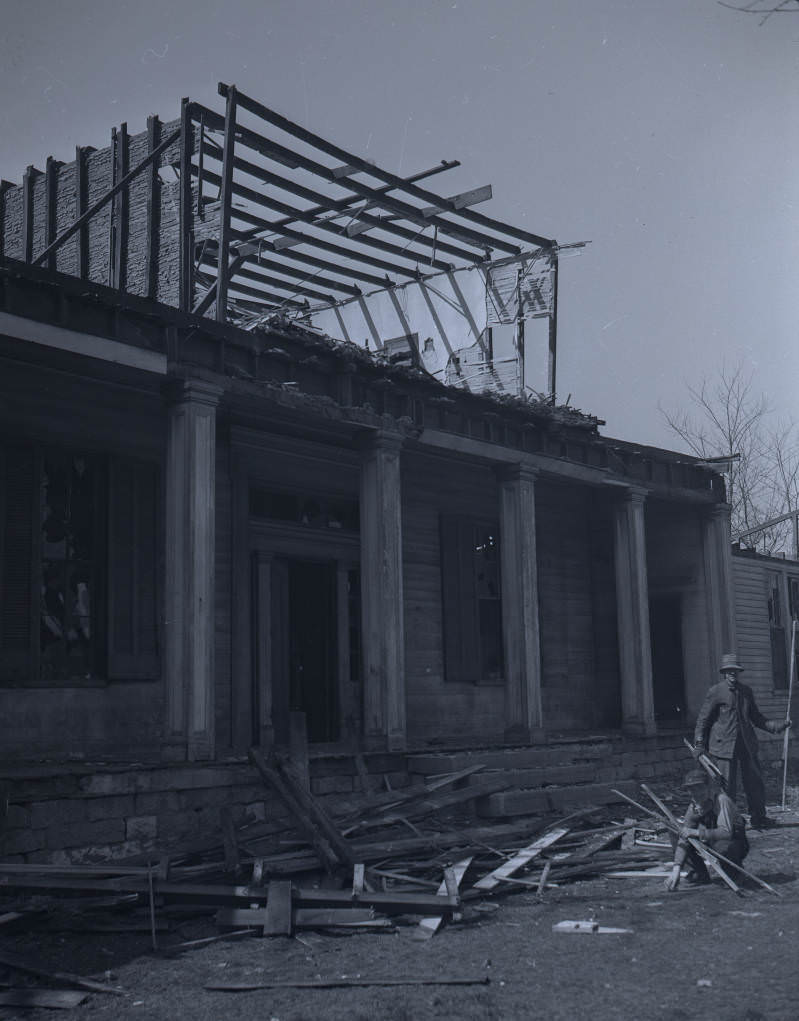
[{"xmin": 665, "ymin": 769, "xmax": 749, "ymax": 892}]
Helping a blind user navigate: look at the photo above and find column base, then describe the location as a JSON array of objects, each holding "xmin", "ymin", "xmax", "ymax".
[
  {"xmin": 621, "ymin": 719, "xmax": 658, "ymax": 738},
  {"xmin": 503, "ymin": 724, "xmax": 546, "ymax": 745},
  {"xmin": 188, "ymin": 732, "xmax": 214, "ymax": 761},
  {"xmin": 160, "ymin": 739, "xmax": 188, "ymax": 763}
]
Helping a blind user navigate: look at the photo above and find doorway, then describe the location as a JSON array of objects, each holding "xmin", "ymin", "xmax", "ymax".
[
  {"xmin": 284, "ymin": 559, "xmax": 339, "ymax": 744},
  {"xmin": 649, "ymin": 594, "xmax": 686, "ymax": 723}
]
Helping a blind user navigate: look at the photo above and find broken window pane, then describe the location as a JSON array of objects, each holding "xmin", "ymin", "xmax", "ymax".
[{"xmin": 39, "ymin": 452, "xmax": 96, "ymax": 680}]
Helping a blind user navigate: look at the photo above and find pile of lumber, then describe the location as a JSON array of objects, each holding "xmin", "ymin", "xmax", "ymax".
[{"xmin": 0, "ymin": 756, "xmax": 779, "ymax": 1003}]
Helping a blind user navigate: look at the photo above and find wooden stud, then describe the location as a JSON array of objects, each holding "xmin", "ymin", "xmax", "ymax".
[
  {"xmin": 44, "ymin": 157, "xmax": 60, "ymax": 272},
  {"xmin": 112, "ymin": 122, "xmax": 129, "ymax": 290},
  {"xmin": 216, "ymin": 85, "xmax": 237, "ymax": 322},
  {"xmin": 109, "ymin": 127, "xmax": 118, "ymax": 285},
  {"xmin": 75, "ymin": 147, "xmax": 89, "ymax": 278},
  {"xmin": 0, "ymin": 180, "xmax": 14, "ymax": 259},
  {"xmin": 145, "ymin": 115, "xmax": 161, "ymax": 299},
  {"xmin": 547, "ymin": 249, "xmax": 559, "ymax": 399},
  {"xmin": 178, "ymin": 97, "xmax": 193, "ymax": 311},
  {"xmin": 22, "ymin": 165, "xmax": 41, "ymax": 263}
]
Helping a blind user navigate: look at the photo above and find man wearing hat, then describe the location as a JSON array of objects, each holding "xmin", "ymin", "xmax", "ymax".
[
  {"xmin": 693, "ymin": 652, "xmax": 791, "ymax": 829},
  {"xmin": 665, "ymin": 769, "xmax": 749, "ymax": 891}
]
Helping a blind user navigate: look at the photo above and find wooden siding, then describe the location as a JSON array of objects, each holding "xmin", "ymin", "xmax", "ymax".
[
  {"xmin": 733, "ymin": 555, "xmax": 795, "ymax": 752},
  {"xmin": 402, "ymin": 450, "xmax": 505, "ymax": 742},
  {"xmin": 536, "ymin": 482, "xmax": 620, "ymax": 732}
]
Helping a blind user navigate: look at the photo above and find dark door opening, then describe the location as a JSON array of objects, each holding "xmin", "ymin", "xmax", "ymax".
[
  {"xmin": 287, "ymin": 560, "xmax": 339, "ymax": 744},
  {"xmin": 649, "ymin": 594, "xmax": 686, "ymax": 723}
]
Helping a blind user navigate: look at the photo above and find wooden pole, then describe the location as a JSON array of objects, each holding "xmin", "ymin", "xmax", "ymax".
[
  {"xmin": 781, "ymin": 618, "xmax": 796, "ymax": 810},
  {"xmin": 216, "ymin": 85, "xmax": 238, "ymax": 322},
  {"xmin": 547, "ymin": 249, "xmax": 559, "ymax": 400}
]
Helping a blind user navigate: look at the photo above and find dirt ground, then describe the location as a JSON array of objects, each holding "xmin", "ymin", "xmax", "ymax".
[{"xmin": 3, "ymin": 805, "xmax": 799, "ymax": 1021}]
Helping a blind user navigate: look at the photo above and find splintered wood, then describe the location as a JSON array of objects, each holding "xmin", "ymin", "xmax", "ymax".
[{"xmin": 2, "ymin": 764, "xmax": 761, "ymax": 979}]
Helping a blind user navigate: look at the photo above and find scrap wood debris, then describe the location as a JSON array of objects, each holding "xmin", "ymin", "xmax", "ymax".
[{"xmin": 0, "ymin": 765, "xmax": 784, "ymax": 1005}]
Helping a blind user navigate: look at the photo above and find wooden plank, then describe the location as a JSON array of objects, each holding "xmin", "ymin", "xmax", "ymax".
[
  {"xmin": 75, "ymin": 146, "xmax": 90, "ymax": 278},
  {"xmin": 178, "ymin": 97, "xmax": 193, "ymax": 310},
  {"xmin": 248, "ymin": 747, "xmax": 343, "ymax": 873},
  {"xmin": 472, "ymin": 828, "xmax": 569, "ymax": 891},
  {"xmin": 22, "ymin": 165, "xmax": 40, "ymax": 263},
  {"xmin": 44, "ymin": 156, "xmax": 59, "ymax": 272},
  {"xmin": 275, "ymin": 755, "xmax": 355, "ymax": 866},
  {"xmin": 217, "ymin": 906, "xmax": 384, "ymax": 931},
  {"xmin": 144, "ymin": 116, "xmax": 160, "ymax": 299},
  {"xmin": 262, "ymin": 880, "xmax": 293, "ymax": 936},
  {"xmin": 216, "ymin": 85, "xmax": 237, "ymax": 321},
  {"xmin": 206, "ymin": 976, "xmax": 490, "ymax": 991},
  {"xmin": 0, "ymin": 873, "xmax": 459, "ymax": 913},
  {"xmin": 115, "ymin": 122, "xmax": 129, "ymax": 290},
  {"xmin": 0, "ymin": 180, "xmax": 14, "ymax": 258},
  {"xmin": 415, "ymin": 857, "xmax": 472, "ymax": 940}
]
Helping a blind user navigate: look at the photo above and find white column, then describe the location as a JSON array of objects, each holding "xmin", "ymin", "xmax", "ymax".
[
  {"xmin": 614, "ymin": 486, "xmax": 656, "ymax": 735},
  {"xmin": 498, "ymin": 464, "xmax": 544, "ymax": 742},
  {"xmin": 164, "ymin": 378, "xmax": 223, "ymax": 761},
  {"xmin": 359, "ymin": 432, "xmax": 406, "ymax": 751},
  {"xmin": 704, "ymin": 503, "xmax": 735, "ymax": 670}
]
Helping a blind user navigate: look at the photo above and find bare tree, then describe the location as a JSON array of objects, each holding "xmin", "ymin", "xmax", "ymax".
[
  {"xmin": 718, "ymin": 1, "xmax": 799, "ymax": 25},
  {"xmin": 660, "ymin": 362, "xmax": 799, "ymax": 553}
]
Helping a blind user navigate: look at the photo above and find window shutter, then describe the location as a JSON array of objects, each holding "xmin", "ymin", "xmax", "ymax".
[
  {"xmin": 440, "ymin": 515, "xmax": 480, "ymax": 683},
  {"xmin": 0, "ymin": 446, "xmax": 36, "ymax": 682},
  {"xmin": 108, "ymin": 457, "xmax": 159, "ymax": 680}
]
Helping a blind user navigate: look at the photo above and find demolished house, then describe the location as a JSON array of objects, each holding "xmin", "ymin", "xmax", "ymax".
[{"xmin": 0, "ymin": 84, "xmax": 749, "ymax": 868}]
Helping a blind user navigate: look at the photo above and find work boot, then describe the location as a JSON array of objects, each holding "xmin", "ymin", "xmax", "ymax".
[
  {"xmin": 685, "ymin": 868, "xmax": 710, "ymax": 886},
  {"xmin": 750, "ymin": 816, "xmax": 777, "ymax": 830}
]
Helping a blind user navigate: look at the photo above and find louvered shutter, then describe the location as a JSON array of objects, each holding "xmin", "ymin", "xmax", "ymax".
[
  {"xmin": 0, "ymin": 445, "xmax": 36, "ymax": 682},
  {"xmin": 440, "ymin": 515, "xmax": 480, "ymax": 683},
  {"xmin": 107, "ymin": 457, "xmax": 159, "ymax": 680}
]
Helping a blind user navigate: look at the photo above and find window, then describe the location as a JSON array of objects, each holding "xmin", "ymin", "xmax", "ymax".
[
  {"xmin": 768, "ymin": 572, "xmax": 788, "ymax": 691},
  {"xmin": 250, "ymin": 487, "xmax": 359, "ymax": 533},
  {"xmin": 440, "ymin": 515, "xmax": 504, "ymax": 682},
  {"xmin": 0, "ymin": 443, "xmax": 159, "ymax": 685}
]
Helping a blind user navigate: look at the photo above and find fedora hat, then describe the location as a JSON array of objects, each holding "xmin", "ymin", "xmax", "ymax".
[
  {"xmin": 683, "ymin": 769, "xmax": 709, "ymax": 789},
  {"xmin": 719, "ymin": 652, "xmax": 744, "ymax": 673}
]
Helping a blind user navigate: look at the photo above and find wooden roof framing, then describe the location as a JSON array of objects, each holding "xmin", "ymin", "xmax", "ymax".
[
  {"xmin": 3, "ymin": 81, "xmax": 558, "ymax": 332},
  {"xmin": 191, "ymin": 83, "xmax": 556, "ymax": 324}
]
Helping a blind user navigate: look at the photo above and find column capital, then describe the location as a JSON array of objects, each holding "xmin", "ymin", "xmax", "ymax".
[
  {"xmin": 357, "ymin": 429, "xmax": 405, "ymax": 457},
  {"xmin": 605, "ymin": 481, "xmax": 649, "ymax": 505},
  {"xmin": 706, "ymin": 501, "xmax": 732, "ymax": 522},
  {"xmin": 495, "ymin": 462, "xmax": 540, "ymax": 485},
  {"xmin": 165, "ymin": 377, "xmax": 224, "ymax": 408}
]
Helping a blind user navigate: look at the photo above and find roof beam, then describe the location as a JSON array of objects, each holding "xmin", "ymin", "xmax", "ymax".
[
  {"xmin": 191, "ymin": 161, "xmax": 455, "ymax": 274},
  {"xmin": 198, "ymin": 141, "xmax": 479, "ymax": 265},
  {"xmin": 206, "ymin": 94, "xmax": 518, "ymax": 255},
  {"xmin": 220, "ymin": 83, "xmax": 555, "ymax": 250},
  {"xmin": 198, "ymin": 254, "xmax": 340, "ymax": 304}
]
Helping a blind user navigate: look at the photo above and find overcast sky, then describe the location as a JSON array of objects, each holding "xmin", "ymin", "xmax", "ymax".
[{"xmin": 2, "ymin": 0, "xmax": 798, "ymax": 449}]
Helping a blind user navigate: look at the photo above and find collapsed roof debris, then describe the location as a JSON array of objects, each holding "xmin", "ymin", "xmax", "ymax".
[{"xmin": 0, "ymin": 83, "xmax": 587, "ymax": 402}]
